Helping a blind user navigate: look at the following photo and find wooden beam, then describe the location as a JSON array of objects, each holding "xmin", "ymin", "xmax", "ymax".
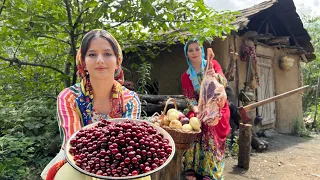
[
  {"xmin": 300, "ymin": 54, "xmax": 308, "ymax": 62},
  {"xmin": 265, "ymin": 20, "xmax": 269, "ymax": 34},
  {"xmin": 276, "ymin": 14, "xmax": 301, "ymax": 47},
  {"xmin": 275, "ymin": 13, "xmax": 312, "ymax": 62}
]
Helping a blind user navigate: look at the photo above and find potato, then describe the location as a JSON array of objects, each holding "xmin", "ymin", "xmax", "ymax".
[
  {"xmin": 168, "ymin": 111, "xmax": 179, "ymax": 121},
  {"xmin": 162, "ymin": 116, "xmax": 170, "ymax": 126},
  {"xmin": 167, "ymin": 108, "xmax": 177, "ymax": 117},
  {"xmin": 189, "ymin": 117, "xmax": 201, "ymax": 131},
  {"xmin": 182, "ymin": 124, "xmax": 193, "ymax": 132},
  {"xmin": 169, "ymin": 120, "xmax": 183, "ymax": 129}
]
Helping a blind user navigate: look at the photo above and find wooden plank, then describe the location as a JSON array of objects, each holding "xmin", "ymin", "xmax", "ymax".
[
  {"xmin": 300, "ymin": 54, "xmax": 308, "ymax": 62},
  {"xmin": 258, "ymin": 57, "xmax": 272, "ymax": 68},
  {"xmin": 256, "ymin": 44, "xmax": 275, "ymax": 58},
  {"xmin": 266, "ymin": 36, "xmax": 290, "ymax": 45},
  {"xmin": 256, "ymin": 57, "xmax": 276, "ymax": 125}
]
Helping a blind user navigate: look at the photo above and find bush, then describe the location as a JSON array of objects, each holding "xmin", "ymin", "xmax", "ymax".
[
  {"xmin": 304, "ymin": 105, "xmax": 320, "ymax": 131},
  {"xmin": 225, "ymin": 136, "xmax": 239, "ymax": 157},
  {"xmin": 292, "ymin": 116, "xmax": 310, "ymax": 137},
  {"xmin": 0, "ymin": 98, "xmax": 60, "ymax": 180}
]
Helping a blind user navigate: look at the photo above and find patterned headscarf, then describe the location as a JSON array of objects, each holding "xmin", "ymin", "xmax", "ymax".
[
  {"xmin": 75, "ymin": 29, "xmax": 125, "ymax": 126},
  {"xmin": 184, "ymin": 39, "xmax": 207, "ymax": 92},
  {"xmin": 76, "ymin": 29, "xmax": 124, "ymax": 91}
]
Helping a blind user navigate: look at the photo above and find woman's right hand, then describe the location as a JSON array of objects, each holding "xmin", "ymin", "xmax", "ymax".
[
  {"xmin": 207, "ymin": 48, "xmax": 215, "ymax": 61},
  {"xmin": 192, "ymin": 105, "xmax": 199, "ymax": 115}
]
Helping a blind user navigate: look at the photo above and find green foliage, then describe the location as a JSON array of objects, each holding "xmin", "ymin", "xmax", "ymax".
[
  {"xmin": 301, "ymin": 15, "xmax": 320, "ymax": 130},
  {"xmin": 0, "ymin": 98, "xmax": 59, "ymax": 180},
  {"xmin": 292, "ymin": 115, "xmax": 310, "ymax": 137},
  {"xmin": 0, "ymin": 0, "xmax": 237, "ymax": 90},
  {"xmin": 303, "ymin": 105, "xmax": 320, "ymax": 129},
  {"xmin": 137, "ymin": 61, "xmax": 153, "ymax": 94},
  {"xmin": 225, "ymin": 136, "xmax": 239, "ymax": 157}
]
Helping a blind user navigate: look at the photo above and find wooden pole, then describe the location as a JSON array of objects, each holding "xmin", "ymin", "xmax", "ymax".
[
  {"xmin": 238, "ymin": 123, "xmax": 252, "ymax": 170},
  {"xmin": 242, "ymin": 85, "xmax": 309, "ymax": 112}
]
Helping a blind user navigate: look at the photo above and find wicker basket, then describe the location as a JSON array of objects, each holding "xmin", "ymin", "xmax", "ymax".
[
  {"xmin": 159, "ymin": 98, "xmax": 201, "ymax": 147},
  {"xmin": 280, "ymin": 55, "xmax": 294, "ymax": 71}
]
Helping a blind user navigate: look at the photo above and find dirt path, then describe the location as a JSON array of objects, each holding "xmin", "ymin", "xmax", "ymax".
[{"xmin": 224, "ymin": 133, "xmax": 320, "ymax": 180}]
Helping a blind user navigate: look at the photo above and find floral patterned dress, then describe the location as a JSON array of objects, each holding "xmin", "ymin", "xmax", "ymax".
[{"xmin": 181, "ymin": 60, "xmax": 230, "ymax": 180}]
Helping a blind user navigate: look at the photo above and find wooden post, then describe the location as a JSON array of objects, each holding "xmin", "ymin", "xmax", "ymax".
[
  {"xmin": 151, "ymin": 148, "xmax": 185, "ymax": 180},
  {"xmin": 238, "ymin": 123, "xmax": 252, "ymax": 169}
]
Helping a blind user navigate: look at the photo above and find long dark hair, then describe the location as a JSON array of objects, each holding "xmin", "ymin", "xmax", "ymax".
[{"xmin": 80, "ymin": 29, "xmax": 120, "ymax": 63}]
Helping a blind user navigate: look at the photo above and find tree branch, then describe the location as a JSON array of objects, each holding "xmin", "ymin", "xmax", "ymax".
[
  {"xmin": 63, "ymin": 0, "xmax": 78, "ymax": 85},
  {"xmin": 76, "ymin": 0, "xmax": 81, "ymax": 13},
  {"xmin": 13, "ymin": 39, "xmax": 22, "ymax": 58},
  {"xmin": 101, "ymin": 18, "xmax": 199, "ymax": 24},
  {"xmin": 73, "ymin": 7, "xmax": 89, "ymax": 29},
  {"xmin": 107, "ymin": 16, "xmax": 134, "ymax": 29},
  {"xmin": 0, "ymin": 0, "xmax": 6, "ymax": 16},
  {"xmin": 0, "ymin": 56, "xmax": 65, "ymax": 74},
  {"xmin": 37, "ymin": 35, "xmax": 70, "ymax": 44},
  {"xmin": 75, "ymin": 31, "xmax": 88, "ymax": 36},
  {"xmin": 63, "ymin": 0, "xmax": 74, "ymax": 29}
]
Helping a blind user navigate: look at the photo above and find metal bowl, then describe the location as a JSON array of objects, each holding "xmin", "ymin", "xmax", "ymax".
[{"xmin": 65, "ymin": 118, "xmax": 176, "ymax": 179}]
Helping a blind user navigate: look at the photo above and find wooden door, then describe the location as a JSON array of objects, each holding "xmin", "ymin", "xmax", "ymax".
[{"xmin": 256, "ymin": 56, "xmax": 276, "ymax": 125}]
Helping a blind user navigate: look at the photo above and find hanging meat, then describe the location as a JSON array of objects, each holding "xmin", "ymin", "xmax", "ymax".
[{"xmin": 197, "ymin": 48, "xmax": 227, "ymax": 126}]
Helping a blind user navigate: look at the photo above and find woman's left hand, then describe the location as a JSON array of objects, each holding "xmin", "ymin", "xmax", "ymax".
[{"xmin": 205, "ymin": 69, "xmax": 218, "ymax": 79}]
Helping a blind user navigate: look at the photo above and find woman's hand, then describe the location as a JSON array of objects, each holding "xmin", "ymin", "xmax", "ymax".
[
  {"xmin": 205, "ymin": 69, "xmax": 218, "ymax": 79},
  {"xmin": 207, "ymin": 48, "xmax": 215, "ymax": 61},
  {"xmin": 192, "ymin": 105, "xmax": 199, "ymax": 114},
  {"xmin": 205, "ymin": 60, "xmax": 218, "ymax": 79}
]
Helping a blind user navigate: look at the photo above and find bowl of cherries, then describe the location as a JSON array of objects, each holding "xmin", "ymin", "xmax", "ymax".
[{"xmin": 65, "ymin": 118, "xmax": 175, "ymax": 179}]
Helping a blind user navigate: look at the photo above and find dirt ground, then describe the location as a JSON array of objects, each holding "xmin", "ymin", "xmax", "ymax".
[{"xmin": 223, "ymin": 132, "xmax": 320, "ymax": 180}]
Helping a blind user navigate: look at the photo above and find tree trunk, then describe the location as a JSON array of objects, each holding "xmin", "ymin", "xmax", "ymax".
[
  {"xmin": 63, "ymin": 0, "xmax": 78, "ymax": 86},
  {"xmin": 72, "ymin": 62, "xmax": 78, "ymax": 85},
  {"xmin": 64, "ymin": 62, "xmax": 71, "ymax": 88},
  {"xmin": 313, "ymin": 71, "xmax": 320, "ymax": 129}
]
